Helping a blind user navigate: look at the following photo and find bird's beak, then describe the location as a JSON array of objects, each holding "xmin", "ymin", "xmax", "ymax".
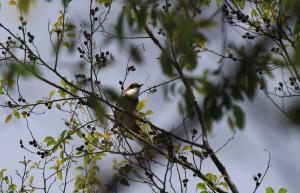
[{"xmin": 138, "ymin": 84, "xmax": 143, "ymax": 88}]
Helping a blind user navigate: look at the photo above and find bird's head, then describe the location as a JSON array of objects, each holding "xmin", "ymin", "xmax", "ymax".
[{"xmin": 123, "ymin": 83, "xmax": 143, "ymax": 98}]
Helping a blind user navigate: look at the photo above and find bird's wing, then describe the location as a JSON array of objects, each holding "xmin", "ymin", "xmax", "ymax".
[{"xmin": 114, "ymin": 95, "xmax": 139, "ymax": 131}]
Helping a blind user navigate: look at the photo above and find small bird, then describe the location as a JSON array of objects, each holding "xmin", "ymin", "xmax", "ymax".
[{"xmin": 114, "ymin": 83, "xmax": 143, "ymax": 134}]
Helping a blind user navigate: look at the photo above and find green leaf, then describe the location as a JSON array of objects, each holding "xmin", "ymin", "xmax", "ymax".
[
  {"xmin": 205, "ymin": 173, "xmax": 217, "ymax": 182},
  {"xmin": 279, "ymin": 188, "xmax": 287, "ymax": 193},
  {"xmin": 119, "ymin": 164, "xmax": 132, "ymax": 175},
  {"xmin": 63, "ymin": 41, "xmax": 70, "ymax": 48},
  {"xmin": 75, "ymin": 166, "xmax": 84, "ymax": 171},
  {"xmin": 215, "ymin": 0, "xmax": 222, "ymax": 6},
  {"xmin": 44, "ymin": 136, "xmax": 56, "ymax": 146},
  {"xmin": 97, "ymin": 0, "xmax": 112, "ymax": 7},
  {"xmin": 67, "ymin": 32, "xmax": 76, "ymax": 38},
  {"xmin": 219, "ymin": 182, "xmax": 228, "ymax": 190},
  {"xmin": 17, "ymin": 0, "xmax": 35, "ymax": 13},
  {"xmin": 182, "ymin": 145, "xmax": 192, "ymax": 151},
  {"xmin": 182, "ymin": 50, "xmax": 197, "ymax": 71},
  {"xmin": 196, "ymin": 182, "xmax": 207, "ymax": 190},
  {"xmin": 5, "ymin": 114, "xmax": 12, "ymax": 123},
  {"xmin": 130, "ymin": 45, "xmax": 142, "ymax": 63},
  {"xmin": 0, "ymin": 169, "xmax": 7, "ymax": 177},
  {"xmin": 145, "ymin": 110, "xmax": 153, "ymax": 115},
  {"xmin": 75, "ymin": 176, "xmax": 85, "ymax": 190},
  {"xmin": 58, "ymin": 130, "xmax": 67, "ymax": 141},
  {"xmin": 8, "ymin": 184, "xmax": 17, "ymax": 191},
  {"xmin": 191, "ymin": 150, "xmax": 203, "ymax": 158},
  {"xmin": 184, "ymin": 89, "xmax": 195, "ymax": 117},
  {"xmin": 13, "ymin": 111, "xmax": 20, "ymax": 119},
  {"xmin": 233, "ymin": 105, "xmax": 245, "ymax": 129},
  {"xmin": 120, "ymin": 178, "xmax": 130, "ymax": 186},
  {"xmin": 87, "ymin": 95, "xmax": 106, "ymax": 123},
  {"xmin": 266, "ymin": 187, "xmax": 275, "ymax": 193},
  {"xmin": 251, "ymin": 9, "xmax": 258, "ymax": 17},
  {"xmin": 238, "ymin": 0, "xmax": 245, "ymax": 9},
  {"xmin": 160, "ymin": 49, "xmax": 174, "ymax": 77}
]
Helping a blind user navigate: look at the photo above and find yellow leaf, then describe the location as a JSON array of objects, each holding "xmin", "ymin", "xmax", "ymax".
[
  {"xmin": 29, "ymin": 176, "xmax": 34, "ymax": 185},
  {"xmin": 56, "ymin": 159, "xmax": 63, "ymax": 167},
  {"xmin": 57, "ymin": 171, "xmax": 62, "ymax": 180},
  {"xmin": 54, "ymin": 14, "xmax": 64, "ymax": 30},
  {"xmin": 8, "ymin": 0, "xmax": 16, "ymax": 6},
  {"xmin": 5, "ymin": 114, "xmax": 12, "ymax": 123},
  {"xmin": 103, "ymin": 131, "xmax": 110, "ymax": 140},
  {"xmin": 49, "ymin": 90, "xmax": 55, "ymax": 98},
  {"xmin": 30, "ymin": 162, "xmax": 39, "ymax": 169},
  {"xmin": 136, "ymin": 99, "xmax": 147, "ymax": 111}
]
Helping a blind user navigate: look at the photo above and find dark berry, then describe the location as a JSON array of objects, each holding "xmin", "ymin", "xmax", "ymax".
[{"xmin": 257, "ymin": 173, "xmax": 261, "ymax": 178}]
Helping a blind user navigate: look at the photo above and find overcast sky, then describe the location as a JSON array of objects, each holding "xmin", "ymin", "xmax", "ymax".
[{"xmin": 0, "ymin": 1, "xmax": 299, "ymax": 193}]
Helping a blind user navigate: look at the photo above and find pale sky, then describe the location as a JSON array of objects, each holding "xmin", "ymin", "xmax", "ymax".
[{"xmin": 0, "ymin": 1, "xmax": 299, "ymax": 193}]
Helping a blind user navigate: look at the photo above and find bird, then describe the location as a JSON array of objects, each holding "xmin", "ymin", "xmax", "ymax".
[
  {"xmin": 114, "ymin": 83, "xmax": 143, "ymax": 135},
  {"xmin": 114, "ymin": 83, "xmax": 156, "ymax": 160}
]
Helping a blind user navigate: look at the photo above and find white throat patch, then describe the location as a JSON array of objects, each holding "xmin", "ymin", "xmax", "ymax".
[{"xmin": 125, "ymin": 87, "xmax": 140, "ymax": 98}]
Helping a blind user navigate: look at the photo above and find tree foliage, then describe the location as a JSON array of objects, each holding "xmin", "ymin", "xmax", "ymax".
[{"xmin": 0, "ymin": 0, "xmax": 298, "ymax": 192}]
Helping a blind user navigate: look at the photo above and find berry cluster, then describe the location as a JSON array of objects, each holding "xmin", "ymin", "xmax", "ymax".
[
  {"xmin": 95, "ymin": 51, "xmax": 109, "ymax": 64},
  {"xmin": 157, "ymin": 28, "xmax": 166, "ymax": 36},
  {"xmin": 6, "ymin": 101, "xmax": 13, "ymax": 108},
  {"xmin": 22, "ymin": 111, "xmax": 30, "ymax": 117},
  {"xmin": 36, "ymin": 150, "xmax": 49, "ymax": 159},
  {"xmin": 77, "ymin": 47, "xmax": 85, "ymax": 58},
  {"xmin": 27, "ymin": 32, "xmax": 34, "ymax": 43},
  {"xmin": 75, "ymin": 145, "xmax": 86, "ymax": 153},
  {"xmin": 29, "ymin": 139, "xmax": 38, "ymax": 147},
  {"xmin": 17, "ymin": 16, "xmax": 27, "ymax": 31},
  {"xmin": 28, "ymin": 50, "xmax": 36, "ymax": 61},
  {"xmin": 90, "ymin": 6, "xmax": 100, "ymax": 22},
  {"xmin": 45, "ymin": 102, "xmax": 52, "ymax": 109},
  {"xmin": 276, "ymin": 77, "xmax": 299, "ymax": 92},
  {"xmin": 289, "ymin": 77, "xmax": 299, "ymax": 90},
  {"xmin": 20, "ymin": 139, "xmax": 50, "ymax": 159},
  {"xmin": 270, "ymin": 47, "xmax": 281, "ymax": 53},
  {"xmin": 178, "ymin": 155, "xmax": 187, "ymax": 162},
  {"xmin": 18, "ymin": 97, "xmax": 26, "ymax": 103},
  {"xmin": 182, "ymin": 178, "xmax": 189, "ymax": 187},
  {"xmin": 127, "ymin": 65, "xmax": 136, "ymax": 72},
  {"xmin": 191, "ymin": 129, "xmax": 197, "ymax": 138},
  {"xmin": 253, "ymin": 172, "xmax": 262, "ymax": 187},
  {"xmin": 145, "ymin": 171, "xmax": 154, "ymax": 178},
  {"xmin": 242, "ymin": 32, "xmax": 255, "ymax": 40}
]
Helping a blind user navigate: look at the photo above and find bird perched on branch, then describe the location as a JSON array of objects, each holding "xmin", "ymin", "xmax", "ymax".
[
  {"xmin": 114, "ymin": 83, "xmax": 143, "ymax": 134},
  {"xmin": 114, "ymin": 83, "xmax": 157, "ymax": 159}
]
